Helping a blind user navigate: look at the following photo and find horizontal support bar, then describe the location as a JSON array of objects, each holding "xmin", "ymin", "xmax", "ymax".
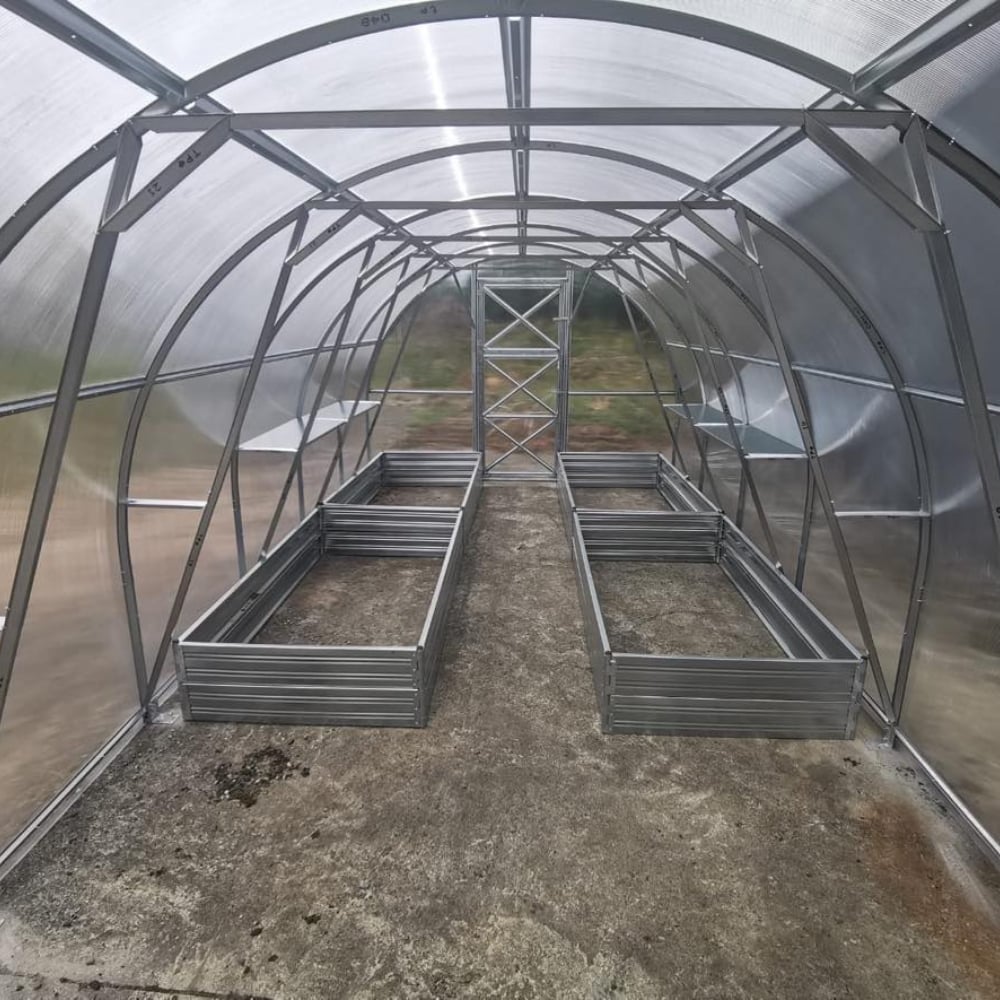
[
  {"xmin": 126, "ymin": 498, "xmax": 207, "ymax": 509},
  {"xmin": 834, "ymin": 510, "xmax": 930, "ymax": 519},
  {"xmin": 660, "ymin": 341, "xmax": 1000, "ymax": 415},
  {"xmin": 133, "ymin": 108, "xmax": 912, "ymax": 132},
  {"xmin": 368, "ymin": 388, "xmax": 474, "ymax": 396},
  {"xmin": 0, "ymin": 341, "xmax": 376, "ymax": 419},
  {"xmin": 369, "ymin": 199, "xmax": 727, "ymax": 211},
  {"xmin": 382, "ymin": 234, "xmax": 673, "ymax": 242}
]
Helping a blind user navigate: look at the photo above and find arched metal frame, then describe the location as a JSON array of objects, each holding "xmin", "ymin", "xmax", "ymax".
[{"xmin": 1, "ymin": 0, "xmax": 998, "ymax": 865}]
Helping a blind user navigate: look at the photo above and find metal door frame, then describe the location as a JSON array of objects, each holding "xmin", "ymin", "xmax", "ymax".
[{"xmin": 472, "ymin": 268, "xmax": 573, "ymax": 479}]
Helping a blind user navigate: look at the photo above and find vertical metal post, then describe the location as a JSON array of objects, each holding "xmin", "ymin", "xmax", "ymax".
[
  {"xmin": 0, "ymin": 128, "xmax": 138, "ymax": 719},
  {"xmin": 471, "ymin": 265, "xmax": 485, "ymax": 455},
  {"xmin": 555, "ymin": 268, "xmax": 573, "ymax": 451},
  {"xmin": 143, "ymin": 211, "xmax": 309, "ymax": 701},
  {"xmin": 794, "ymin": 463, "xmax": 815, "ymax": 590},
  {"xmin": 230, "ymin": 450, "xmax": 247, "ymax": 577},
  {"xmin": 363, "ymin": 410, "xmax": 372, "ymax": 464}
]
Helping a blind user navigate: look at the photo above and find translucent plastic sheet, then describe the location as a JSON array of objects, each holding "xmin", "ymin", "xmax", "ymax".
[
  {"xmin": 0, "ymin": 12, "xmax": 145, "ymax": 221},
  {"xmin": 73, "ymin": 0, "xmax": 949, "ymax": 82},
  {"xmin": 900, "ymin": 400, "xmax": 1000, "ymax": 838},
  {"xmin": 731, "ymin": 141, "xmax": 965, "ymax": 397},
  {"xmin": 0, "ymin": 165, "xmax": 112, "ymax": 403},
  {"xmin": 0, "ymin": 395, "xmax": 139, "ymax": 851}
]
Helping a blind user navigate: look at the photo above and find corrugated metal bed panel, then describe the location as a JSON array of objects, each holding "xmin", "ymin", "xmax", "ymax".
[
  {"xmin": 557, "ymin": 452, "xmax": 866, "ymax": 739},
  {"xmin": 175, "ymin": 452, "xmax": 482, "ymax": 729}
]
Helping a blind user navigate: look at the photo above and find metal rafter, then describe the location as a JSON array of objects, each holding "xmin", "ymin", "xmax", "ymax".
[
  {"xmin": 499, "ymin": 15, "xmax": 532, "ymax": 255},
  {"xmin": 132, "ymin": 108, "xmax": 912, "ymax": 131}
]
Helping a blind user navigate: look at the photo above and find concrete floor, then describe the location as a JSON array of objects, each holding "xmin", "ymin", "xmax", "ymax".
[{"xmin": 1, "ymin": 484, "xmax": 999, "ymax": 999}]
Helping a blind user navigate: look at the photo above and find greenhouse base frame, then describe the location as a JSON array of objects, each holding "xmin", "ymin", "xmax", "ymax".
[
  {"xmin": 557, "ymin": 452, "xmax": 867, "ymax": 738},
  {"xmin": 173, "ymin": 451, "xmax": 482, "ymax": 728}
]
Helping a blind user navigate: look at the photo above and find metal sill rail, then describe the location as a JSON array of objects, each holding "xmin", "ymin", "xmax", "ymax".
[
  {"xmin": 174, "ymin": 451, "xmax": 482, "ymax": 728},
  {"xmin": 557, "ymin": 452, "xmax": 866, "ymax": 738},
  {"xmin": 663, "ymin": 403, "xmax": 804, "ymax": 459},
  {"xmin": 240, "ymin": 400, "xmax": 379, "ymax": 453}
]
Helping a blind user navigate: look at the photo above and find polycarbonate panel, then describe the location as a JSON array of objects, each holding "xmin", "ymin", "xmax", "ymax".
[
  {"xmin": 179, "ymin": 478, "xmax": 240, "ymax": 634},
  {"xmin": 370, "ymin": 275, "xmax": 469, "ymax": 393},
  {"xmin": 678, "ymin": 247, "xmax": 776, "ymax": 361},
  {"xmin": 76, "ymin": 0, "xmax": 953, "ymax": 81},
  {"xmin": 369, "ymin": 392, "xmax": 473, "ymax": 452},
  {"xmin": 750, "ymin": 224, "xmax": 889, "ymax": 380},
  {"xmin": 801, "ymin": 514, "xmax": 864, "ymax": 657},
  {"xmin": 741, "ymin": 458, "xmax": 807, "ymax": 574},
  {"xmin": 275, "ymin": 245, "xmax": 370, "ymax": 356},
  {"xmin": 0, "ymin": 410, "xmax": 47, "ymax": 602},
  {"xmin": 161, "ymin": 224, "xmax": 293, "ymax": 374},
  {"xmin": 272, "ymin": 128, "xmax": 511, "ymax": 191},
  {"xmin": 239, "ymin": 355, "xmax": 318, "ymax": 443},
  {"xmin": 900, "ymin": 399, "xmax": 1000, "ymax": 839},
  {"xmin": 930, "ymin": 159, "xmax": 1000, "ymax": 405},
  {"xmin": 528, "ymin": 209, "xmax": 636, "ymax": 237},
  {"xmin": 890, "ymin": 23, "xmax": 1000, "ymax": 172},
  {"xmin": 75, "ymin": 1, "xmax": 424, "ymax": 77},
  {"xmin": 0, "ymin": 394, "xmax": 138, "ymax": 855},
  {"xmin": 800, "ymin": 374, "xmax": 919, "ymax": 513},
  {"xmin": 703, "ymin": 437, "xmax": 741, "ymax": 516},
  {"xmin": 236, "ymin": 356, "xmax": 329, "ymax": 557},
  {"xmin": 336, "ymin": 259, "xmax": 413, "ymax": 362},
  {"xmin": 532, "ymin": 125, "xmax": 777, "ymax": 185},
  {"xmin": 354, "ymin": 150, "xmax": 514, "ymax": 201},
  {"xmin": 0, "ymin": 164, "xmax": 112, "ymax": 403},
  {"xmin": 662, "ymin": 344, "xmax": 706, "ymax": 408},
  {"xmin": 668, "ymin": 411, "xmax": 704, "ymax": 482},
  {"xmin": 299, "ymin": 424, "xmax": 349, "ymax": 509},
  {"xmin": 215, "ymin": 18, "xmax": 504, "ymax": 108},
  {"xmin": 406, "ymin": 209, "xmax": 516, "ymax": 236},
  {"xmin": 731, "ymin": 141, "xmax": 963, "ymax": 396},
  {"xmin": 641, "ymin": 1, "xmax": 951, "ymax": 70},
  {"xmin": 122, "ymin": 508, "xmax": 197, "ymax": 668},
  {"xmin": 527, "ymin": 152, "xmax": 689, "ymax": 201},
  {"xmin": 0, "ymin": 12, "xmax": 145, "ymax": 222},
  {"xmin": 736, "ymin": 361, "xmax": 799, "ymax": 447},
  {"xmin": 85, "ymin": 145, "xmax": 312, "ymax": 383},
  {"xmin": 532, "ymin": 17, "xmax": 825, "ymax": 107},
  {"xmin": 130, "ymin": 370, "xmax": 243, "ymax": 502},
  {"xmin": 839, "ymin": 516, "xmax": 920, "ymax": 693}
]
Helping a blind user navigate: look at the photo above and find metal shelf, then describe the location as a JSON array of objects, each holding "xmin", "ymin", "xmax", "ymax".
[
  {"xmin": 664, "ymin": 403, "xmax": 804, "ymax": 459},
  {"xmin": 240, "ymin": 400, "xmax": 379, "ymax": 454}
]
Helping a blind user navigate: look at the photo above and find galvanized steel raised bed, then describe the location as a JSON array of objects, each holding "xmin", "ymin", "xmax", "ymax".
[
  {"xmin": 174, "ymin": 452, "xmax": 482, "ymax": 728},
  {"xmin": 558, "ymin": 452, "xmax": 866, "ymax": 738}
]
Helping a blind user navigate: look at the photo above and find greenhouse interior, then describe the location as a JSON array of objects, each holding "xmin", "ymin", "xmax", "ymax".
[{"xmin": 1, "ymin": 1, "xmax": 1000, "ymax": 997}]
